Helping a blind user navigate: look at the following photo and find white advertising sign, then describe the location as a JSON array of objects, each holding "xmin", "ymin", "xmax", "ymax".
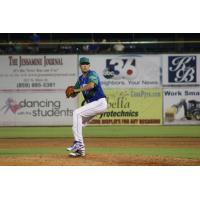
[
  {"xmin": 162, "ymin": 54, "xmax": 200, "ymax": 85},
  {"xmin": 163, "ymin": 87, "xmax": 200, "ymax": 125},
  {"xmin": 0, "ymin": 55, "xmax": 77, "ymax": 90},
  {"xmin": 0, "ymin": 91, "xmax": 77, "ymax": 126},
  {"xmin": 79, "ymin": 55, "xmax": 161, "ymax": 88}
]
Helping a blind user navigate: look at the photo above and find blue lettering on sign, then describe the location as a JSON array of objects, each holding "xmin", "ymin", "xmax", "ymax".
[{"xmin": 168, "ymin": 56, "xmax": 196, "ymax": 83}]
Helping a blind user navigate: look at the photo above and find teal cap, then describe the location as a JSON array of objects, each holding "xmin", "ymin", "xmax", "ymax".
[{"xmin": 80, "ymin": 57, "xmax": 90, "ymax": 64}]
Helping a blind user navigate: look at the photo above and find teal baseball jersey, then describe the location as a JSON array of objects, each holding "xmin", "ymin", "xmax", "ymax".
[{"xmin": 75, "ymin": 70, "xmax": 106, "ymax": 103}]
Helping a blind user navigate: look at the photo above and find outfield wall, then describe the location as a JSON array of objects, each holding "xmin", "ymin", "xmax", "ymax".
[
  {"xmin": 0, "ymin": 54, "xmax": 199, "ymax": 126},
  {"xmin": 163, "ymin": 87, "xmax": 200, "ymax": 125},
  {"xmin": 79, "ymin": 54, "xmax": 161, "ymax": 88},
  {"xmin": 162, "ymin": 54, "xmax": 200, "ymax": 125},
  {"xmin": 79, "ymin": 88, "xmax": 163, "ymax": 125},
  {"xmin": 0, "ymin": 55, "xmax": 78, "ymax": 126}
]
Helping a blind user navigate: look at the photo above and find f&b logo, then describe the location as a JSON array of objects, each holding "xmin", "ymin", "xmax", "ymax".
[{"xmin": 168, "ymin": 56, "xmax": 196, "ymax": 83}]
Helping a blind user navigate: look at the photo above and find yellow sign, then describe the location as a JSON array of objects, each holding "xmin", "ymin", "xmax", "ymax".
[{"xmin": 79, "ymin": 88, "xmax": 163, "ymax": 125}]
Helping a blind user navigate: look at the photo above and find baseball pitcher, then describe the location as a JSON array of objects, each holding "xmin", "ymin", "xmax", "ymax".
[{"xmin": 65, "ymin": 57, "xmax": 107, "ymax": 157}]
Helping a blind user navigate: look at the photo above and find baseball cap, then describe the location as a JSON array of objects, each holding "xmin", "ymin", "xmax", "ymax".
[{"xmin": 80, "ymin": 57, "xmax": 90, "ymax": 65}]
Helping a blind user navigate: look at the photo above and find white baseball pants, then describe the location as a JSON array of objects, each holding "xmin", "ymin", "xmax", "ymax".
[{"xmin": 72, "ymin": 97, "xmax": 107, "ymax": 145}]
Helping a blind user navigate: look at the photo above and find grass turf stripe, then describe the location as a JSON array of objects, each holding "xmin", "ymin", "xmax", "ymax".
[
  {"xmin": 0, "ymin": 147, "xmax": 200, "ymax": 160},
  {"xmin": 0, "ymin": 126, "xmax": 200, "ymax": 138},
  {"xmin": 88, "ymin": 147, "xmax": 200, "ymax": 159}
]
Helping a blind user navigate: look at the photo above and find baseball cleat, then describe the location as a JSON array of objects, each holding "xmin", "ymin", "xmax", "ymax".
[
  {"xmin": 66, "ymin": 141, "xmax": 85, "ymax": 152},
  {"xmin": 66, "ymin": 141, "xmax": 77, "ymax": 151},
  {"xmin": 69, "ymin": 149, "xmax": 86, "ymax": 157}
]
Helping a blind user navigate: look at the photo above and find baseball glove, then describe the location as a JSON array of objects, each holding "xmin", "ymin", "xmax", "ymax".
[{"xmin": 65, "ymin": 86, "xmax": 75, "ymax": 98}]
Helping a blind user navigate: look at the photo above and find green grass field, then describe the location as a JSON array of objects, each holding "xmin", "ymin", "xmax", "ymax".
[
  {"xmin": 1, "ymin": 147, "xmax": 200, "ymax": 159},
  {"xmin": 0, "ymin": 125, "xmax": 200, "ymax": 138},
  {"xmin": 0, "ymin": 126, "xmax": 200, "ymax": 164}
]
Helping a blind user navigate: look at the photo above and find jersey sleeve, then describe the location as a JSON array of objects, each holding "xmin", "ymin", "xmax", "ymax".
[
  {"xmin": 74, "ymin": 80, "xmax": 80, "ymax": 89},
  {"xmin": 88, "ymin": 72, "xmax": 98, "ymax": 85}
]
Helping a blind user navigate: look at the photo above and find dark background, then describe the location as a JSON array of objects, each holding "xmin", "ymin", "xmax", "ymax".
[{"xmin": 0, "ymin": 33, "xmax": 200, "ymax": 42}]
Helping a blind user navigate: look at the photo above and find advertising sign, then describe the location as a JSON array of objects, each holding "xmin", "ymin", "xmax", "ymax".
[
  {"xmin": 79, "ymin": 55, "xmax": 161, "ymax": 88},
  {"xmin": 0, "ymin": 55, "xmax": 77, "ymax": 90},
  {"xmin": 79, "ymin": 88, "xmax": 163, "ymax": 125},
  {"xmin": 162, "ymin": 54, "xmax": 200, "ymax": 85},
  {"xmin": 0, "ymin": 91, "xmax": 77, "ymax": 126},
  {"xmin": 163, "ymin": 87, "xmax": 200, "ymax": 125}
]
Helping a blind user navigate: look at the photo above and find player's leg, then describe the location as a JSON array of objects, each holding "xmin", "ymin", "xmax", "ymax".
[
  {"xmin": 72, "ymin": 98, "xmax": 107, "ymax": 142},
  {"xmin": 82, "ymin": 115, "xmax": 95, "ymax": 127},
  {"xmin": 67, "ymin": 98, "xmax": 107, "ymax": 156},
  {"xmin": 66, "ymin": 106, "xmax": 89, "ymax": 154},
  {"xmin": 81, "ymin": 98, "xmax": 107, "ymax": 117}
]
